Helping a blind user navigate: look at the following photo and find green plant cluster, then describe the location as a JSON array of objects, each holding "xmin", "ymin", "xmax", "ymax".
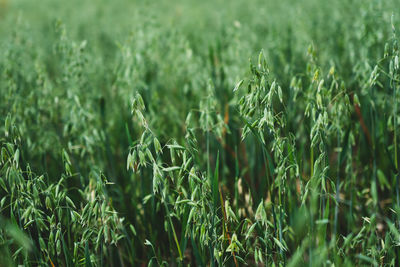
[{"xmin": 1, "ymin": 0, "xmax": 400, "ymax": 266}]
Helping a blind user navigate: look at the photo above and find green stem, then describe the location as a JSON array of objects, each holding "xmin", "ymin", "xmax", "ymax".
[
  {"xmin": 310, "ymin": 147, "xmax": 314, "ymax": 178},
  {"xmin": 163, "ymin": 200, "xmax": 183, "ymax": 261}
]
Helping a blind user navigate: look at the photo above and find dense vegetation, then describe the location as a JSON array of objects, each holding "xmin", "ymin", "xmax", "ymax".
[{"xmin": 1, "ymin": 0, "xmax": 400, "ymax": 265}]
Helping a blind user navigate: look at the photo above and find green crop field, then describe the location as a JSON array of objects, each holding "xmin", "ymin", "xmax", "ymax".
[{"xmin": 1, "ymin": 0, "xmax": 400, "ymax": 266}]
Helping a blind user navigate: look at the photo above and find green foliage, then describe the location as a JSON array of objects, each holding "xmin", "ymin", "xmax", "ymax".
[{"xmin": 1, "ymin": 0, "xmax": 400, "ymax": 265}]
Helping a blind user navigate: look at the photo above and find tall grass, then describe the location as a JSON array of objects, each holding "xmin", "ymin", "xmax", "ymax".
[{"xmin": 1, "ymin": 0, "xmax": 400, "ymax": 265}]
